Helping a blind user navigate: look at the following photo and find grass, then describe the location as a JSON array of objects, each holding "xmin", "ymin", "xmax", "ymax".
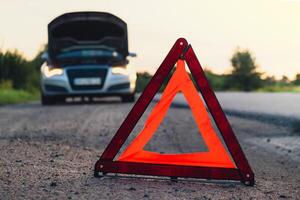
[
  {"xmin": 257, "ymin": 85, "xmax": 300, "ymax": 93},
  {"xmin": 0, "ymin": 89, "xmax": 39, "ymax": 105}
]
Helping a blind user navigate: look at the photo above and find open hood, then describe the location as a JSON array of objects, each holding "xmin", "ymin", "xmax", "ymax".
[{"xmin": 48, "ymin": 12, "xmax": 128, "ymax": 63}]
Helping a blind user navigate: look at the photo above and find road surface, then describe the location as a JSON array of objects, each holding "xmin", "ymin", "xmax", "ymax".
[
  {"xmin": 155, "ymin": 92, "xmax": 300, "ymax": 120},
  {"xmin": 0, "ymin": 95, "xmax": 299, "ymax": 199},
  {"xmin": 154, "ymin": 92, "xmax": 300, "ymax": 161}
]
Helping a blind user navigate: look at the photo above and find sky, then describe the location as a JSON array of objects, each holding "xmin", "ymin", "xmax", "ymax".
[{"xmin": 0, "ymin": 0, "xmax": 299, "ymax": 79}]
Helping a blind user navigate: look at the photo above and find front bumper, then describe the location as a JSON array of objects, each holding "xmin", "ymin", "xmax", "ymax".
[{"xmin": 41, "ymin": 66, "xmax": 136, "ymax": 96}]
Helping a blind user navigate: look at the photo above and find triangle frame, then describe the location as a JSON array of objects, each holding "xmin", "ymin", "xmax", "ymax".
[{"xmin": 94, "ymin": 38, "xmax": 254, "ymax": 186}]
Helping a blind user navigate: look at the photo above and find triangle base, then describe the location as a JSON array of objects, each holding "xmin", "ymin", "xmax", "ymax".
[{"xmin": 94, "ymin": 160, "xmax": 254, "ymax": 186}]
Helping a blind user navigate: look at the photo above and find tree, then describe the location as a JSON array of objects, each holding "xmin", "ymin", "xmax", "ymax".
[
  {"xmin": 0, "ymin": 50, "xmax": 30, "ymax": 89},
  {"xmin": 135, "ymin": 72, "xmax": 152, "ymax": 92},
  {"xmin": 227, "ymin": 49, "xmax": 262, "ymax": 91},
  {"xmin": 279, "ymin": 75, "xmax": 289, "ymax": 85},
  {"xmin": 204, "ymin": 68, "xmax": 228, "ymax": 91},
  {"xmin": 262, "ymin": 75, "xmax": 276, "ymax": 87},
  {"xmin": 293, "ymin": 73, "xmax": 300, "ymax": 85},
  {"xmin": 0, "ymin": 45, "xmax": 47, "ymax": 91}
]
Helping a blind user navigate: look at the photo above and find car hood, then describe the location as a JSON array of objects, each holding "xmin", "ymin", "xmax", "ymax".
[{"xmin": 48, "ymin": 12, "xmax": 128, "ymax": 64}]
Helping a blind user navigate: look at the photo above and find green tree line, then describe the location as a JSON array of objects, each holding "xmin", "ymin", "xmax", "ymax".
[
  {"xmin": 0, "ymin": 48, "xmax": 44, "ymax": 92},
  {"xmin": 206, "ymin": 49, "xmax": 300, "ymax": 91},
  {"xmin": 136, "ymin": 49, "xmax": 300, "ymax": 92}
]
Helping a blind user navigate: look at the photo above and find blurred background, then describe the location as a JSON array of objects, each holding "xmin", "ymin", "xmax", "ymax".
[{"xmin": 0, "ymin": 0, "xmax": 300, "ymax": 104}]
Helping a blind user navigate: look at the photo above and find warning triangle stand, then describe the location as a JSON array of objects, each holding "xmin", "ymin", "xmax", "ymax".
[{"xmin": 94, "ymin": 38, "xmax": 254, "ymax": 186}]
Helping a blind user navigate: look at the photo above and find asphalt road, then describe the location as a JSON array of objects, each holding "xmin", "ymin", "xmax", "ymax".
[
  {"xmin": 155, "ymin": 92, "xmax": 300, "ymax": 120},
  {"xmin": 0, "ymin": 96, "xmax": 299, "ymax": 199},
  {"xmin": 154, "ymin": 92, "xmax": 300, "ymax": 160}
]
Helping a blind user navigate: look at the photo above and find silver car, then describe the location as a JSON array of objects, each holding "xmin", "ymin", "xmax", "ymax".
[{"xmin": 40, "ymin": 12, "xmax": 137, "ymax": 105}]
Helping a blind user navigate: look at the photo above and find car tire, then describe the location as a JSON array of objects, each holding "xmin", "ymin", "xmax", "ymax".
[
  {"xmin": 121, "ymin": 94, "xmax": 135, "ymax": 103},
  {"xmin": 41, "ymin": 94, "xmax": 65, "ymax": 105},
  {"xmin": 41, "ymin": 94, "xmax": 55, "ymax": 105}
]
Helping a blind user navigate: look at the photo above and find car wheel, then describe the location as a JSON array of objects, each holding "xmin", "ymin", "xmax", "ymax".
[
  {"xmin": 54, "ymin": 96, "xmax": 65, "ymax": 104},
  {"xmin": 41, "ymin": 94, "xmax": 55, "ymax": 105},
  {"xmin": 121, "ymin": 94, "xmax": 135, "ymax": 103}
]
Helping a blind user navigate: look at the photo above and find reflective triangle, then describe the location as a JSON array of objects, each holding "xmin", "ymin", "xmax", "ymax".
[
  {"xmin": 118, "ymin": 60, "xmax": 235, "ymax": 168},
  {"xmin": 95, "ymin": 38, "xmax": 254, "ymax": 186}
]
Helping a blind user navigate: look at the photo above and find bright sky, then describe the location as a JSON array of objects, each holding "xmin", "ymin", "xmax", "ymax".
[{"xmin": 0, "ymin": 0, "xmax": 299, "ymax": 79}]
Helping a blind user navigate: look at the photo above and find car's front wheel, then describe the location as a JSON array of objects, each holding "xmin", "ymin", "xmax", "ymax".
[
  {"xmin": 121, "ymin": 94, "xmax": 135, "ymax": 103},
  {"xmin": 41, "ymin": 94, "xmax": 55, "ymax": 105},
  {"xmin": 41, "ymin": 94, "xmax": 64, "ymax": 105}
]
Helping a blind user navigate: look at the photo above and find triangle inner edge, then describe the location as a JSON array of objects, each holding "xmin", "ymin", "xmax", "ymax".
[{"xmin": 143, "ymin": 92, "xmax": 209, "ymax": 154}]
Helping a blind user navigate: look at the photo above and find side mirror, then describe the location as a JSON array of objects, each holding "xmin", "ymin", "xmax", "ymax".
[
  {"xmin": 41, "ymin": 52, "xmax": 49, "ymax": 61},
  {"xmin": 128, "ymin": 52, "xmax": 137, "ymax": 57}
]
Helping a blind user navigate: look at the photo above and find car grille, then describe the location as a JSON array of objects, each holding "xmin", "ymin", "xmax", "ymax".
[{"xmin": 67, "ymin": 68, "xmax": 108, "ymax": 90}]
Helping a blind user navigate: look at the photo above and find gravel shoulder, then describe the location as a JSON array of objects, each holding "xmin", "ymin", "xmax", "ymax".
[{"xmin": 0, "ymin": 101, "xmax": 299, "ymax": 199}]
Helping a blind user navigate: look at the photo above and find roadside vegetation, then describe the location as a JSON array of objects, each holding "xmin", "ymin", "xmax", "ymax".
[
  {"xmin": 0, "ymin": 87, "xmax": 39, "ymax": 105},
  {"xmin": 136, "ymin": 48, "xmax": 300, "ymax": 93},
  {"xmin": 0, "ymin": 48, "xmax": 43, "ymax": 105},
  {"xmin": 1, "ymin": 46, "xmax": 300, "ymax": 105}
]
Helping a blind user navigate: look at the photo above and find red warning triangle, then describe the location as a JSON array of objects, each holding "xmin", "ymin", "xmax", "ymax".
[
  {"xmin": 118, "ymin": 59, "xmax": 235, "ymax": 168},
  {"xmin": 95, "ymin": 38, "xmax": 254, "ymax": 186}
]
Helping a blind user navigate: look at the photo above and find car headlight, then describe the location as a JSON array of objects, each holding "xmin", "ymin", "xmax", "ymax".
[
  {"xmin": 112, "ymin": 66, "xmax": 129, "ymax": 75},
  {"xmin": 41, "ymin": 64, "xmax": 64, "ymax": 78}
]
